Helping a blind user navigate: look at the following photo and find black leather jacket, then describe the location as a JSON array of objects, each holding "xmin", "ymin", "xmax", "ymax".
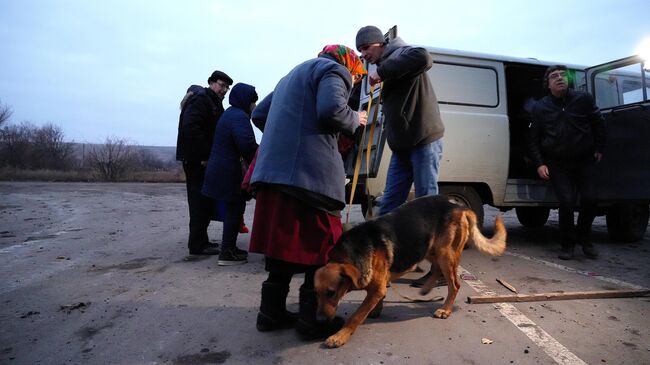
[{"xmin": 528, "ymin": 89, "xmax": 606, "ymax": 167}]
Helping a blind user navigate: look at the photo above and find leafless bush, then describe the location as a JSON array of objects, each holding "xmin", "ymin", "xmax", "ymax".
[
  {"xmin": 0, "ymin": 100, "xmax": 12, "ymax": 127},
  {"xmin": 136, "ymin": 148, "xmax": 168, "ymax": 171},
  {"xmin": 31, "ymin": 123, "xmax": 75, "ymax": 170},
  {"xmin": 0, "ymin": 122, "xmax": 34, "ymax": 168},
  {"xmin": 86, "ymin": 137, "xmax": 138, "ymax": 181},
  {"xmin": 0, "ymin": 122, "xmax": 76, "ymax": 169}
]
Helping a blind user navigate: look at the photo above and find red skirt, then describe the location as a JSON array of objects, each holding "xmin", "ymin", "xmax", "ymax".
[{"xmin": 249, "ymin": 188, "xmax": 342, "ymax": 266}]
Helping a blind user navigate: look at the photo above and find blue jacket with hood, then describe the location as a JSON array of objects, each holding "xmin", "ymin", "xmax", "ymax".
[{"xmin": 202, "ymin": 83, "xmax": 259, "ymax": 201}]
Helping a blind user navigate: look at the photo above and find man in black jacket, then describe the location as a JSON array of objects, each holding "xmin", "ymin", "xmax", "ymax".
[
  {"xmin": 528, "ymin": 65, "xmax": 606, "ymax": 260},
  {"xmin": 176, "ymin": 70, "xmax": 233, "ymax": 255}
]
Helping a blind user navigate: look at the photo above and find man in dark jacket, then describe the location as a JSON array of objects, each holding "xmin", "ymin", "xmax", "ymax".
[
  {"xmin": 357, "ymin": 26, "xmax": 445, "ymax": 288},
  {"xmin": 355, "ymin": 26, "xmax": 444, "ymax": 215},
  {"xmin": 528, "ymin": 65, "xmax": 606, "ymax": 260},
  {"xmin": 176, "ymin": 70, "xmax": 233, "ymax": 255}
]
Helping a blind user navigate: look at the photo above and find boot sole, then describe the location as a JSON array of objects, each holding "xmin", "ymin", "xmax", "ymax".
[{"xmin": 218, "ymin": 260, "xmax": 247, "ymax": 266}]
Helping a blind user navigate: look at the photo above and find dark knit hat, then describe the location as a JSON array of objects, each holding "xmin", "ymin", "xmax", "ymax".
[
  {"xmin": 207, "ymin": 70, "xmax": 233, "ymax": 85},
  {"xmin": 356, "ymin": 25, "xmax": 384, "ymax": 51}
]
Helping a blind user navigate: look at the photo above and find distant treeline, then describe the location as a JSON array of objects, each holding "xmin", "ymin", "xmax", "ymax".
[{"xmin": 0, "ymin": 100, "xmax": 182, "ymax": 182}]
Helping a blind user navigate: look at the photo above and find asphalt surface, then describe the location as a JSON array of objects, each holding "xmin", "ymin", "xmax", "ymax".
[{"xmin": 1, "ymin": 182, "xmax": 649, "ymax": 364}]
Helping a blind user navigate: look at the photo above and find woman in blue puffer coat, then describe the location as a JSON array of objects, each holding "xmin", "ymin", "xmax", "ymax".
[{"xmin": 202, "ymin": 83, "xmax": 259, "ymax": 266}]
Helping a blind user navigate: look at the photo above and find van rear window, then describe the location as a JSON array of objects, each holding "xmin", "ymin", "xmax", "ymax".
[{"xmin": 428, "ymin": 63, "xmax": 499, "ymax": 107}]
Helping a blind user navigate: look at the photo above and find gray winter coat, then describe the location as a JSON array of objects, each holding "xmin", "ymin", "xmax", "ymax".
[
  {"xmin": 377, "ymin": 37, "xmax": 444, "ymax": 152},
  {"xmin": 251, "ymin": 55, "xmax": 360, "ymax": 206}
]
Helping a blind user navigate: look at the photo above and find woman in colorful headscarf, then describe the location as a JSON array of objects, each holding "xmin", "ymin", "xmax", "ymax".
[{"xmin": 249, "ymin": 45, "xmax": 367, "ymax": 339}]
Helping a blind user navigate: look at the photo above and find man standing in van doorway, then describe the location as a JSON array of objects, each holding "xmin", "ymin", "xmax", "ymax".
[
  {"xmin": 355, "ymin": 26, "xmax": 445, "ymax": 216},
  {"xmin": 528, "ymin": 65, "xmax": 606, "ymax": 260}
]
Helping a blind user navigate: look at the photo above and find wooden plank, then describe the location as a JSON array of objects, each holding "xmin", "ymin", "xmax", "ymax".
[
  {"xmin": 467, "ymin": 289, "xmax": 650, "ymax": 304},
  {"xmin": 496, "ymin": 278, "xmax": 517, "ymax": 293}
]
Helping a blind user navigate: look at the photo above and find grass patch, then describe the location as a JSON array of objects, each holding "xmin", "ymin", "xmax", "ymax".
[{"xmin": 0, "ymin": 167, "xmax": 185, "ymax": 182}]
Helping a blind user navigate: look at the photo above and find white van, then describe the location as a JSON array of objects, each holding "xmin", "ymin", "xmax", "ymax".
[{"xmin": 346, "ymin": 28, "xmax": 650, "ymax": 242}]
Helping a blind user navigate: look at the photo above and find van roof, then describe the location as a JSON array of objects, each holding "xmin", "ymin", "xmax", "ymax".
[{"xmin": 420, "ymin": 45, "xmax": 587, "ymax": 70}]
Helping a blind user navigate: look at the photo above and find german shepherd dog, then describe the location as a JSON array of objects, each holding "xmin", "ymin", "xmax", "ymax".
[{"xmin": 314, "ymin": 195, "xmax": 506, "ymax": 348}]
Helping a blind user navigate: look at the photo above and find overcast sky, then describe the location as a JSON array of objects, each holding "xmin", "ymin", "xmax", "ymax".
[{"xmin": 1, "ymin": 0, "xmax": 648, "ymax": 146}]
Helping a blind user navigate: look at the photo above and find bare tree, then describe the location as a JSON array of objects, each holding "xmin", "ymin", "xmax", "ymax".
[
  {"xmin": 0, "ymin": 100, "xmax": 12, "ymax": 128},
  {"xmin": 86, "ymin": 137, "xmax": 137, "ymax": 181},
  {"xmin": 31, "ymin": 123, "xmax": 74, "ymax": 170},
  {"xmin": 136, "ymin": 148, "xmax": 168, "ymax": 171},
  {"xmin": 0, "ymin": 122, "xmax": 34, "ymax": 168}
]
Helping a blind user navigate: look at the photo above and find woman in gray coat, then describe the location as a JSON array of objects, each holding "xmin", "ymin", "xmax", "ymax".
[{"xmin": 249, "ymin": 45, "xmax": 367, "ymax": 339}]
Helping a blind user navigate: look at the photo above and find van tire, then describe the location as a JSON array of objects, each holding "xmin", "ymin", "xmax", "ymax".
[
  {"xmin": 515, "ymin": 207, "xmax": 550, "ymax": 228},
  {"xmin": 606, "ymin": 203, "xmax": 649, "ymax": 242},
  {"xmin": 440, "ymin": 185, "xmax": 484, "ymax": 228}
]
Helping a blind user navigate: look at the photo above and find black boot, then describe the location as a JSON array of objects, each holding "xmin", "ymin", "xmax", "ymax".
[
  {"xmin": 295, "ymin": 286, "xmax": 344, "ymax": 340},
  {"xmin": 577, "ymin": 219, "xmax": 598, "ymax": 259},
  {"xmin": 256, "ymin": 282, "xmax": 298, "ymax": 332},
  {"xmin": 581, "ymin": 241, "xmax": 599, "ymax": 259},
  {"xmin": 558, "ymin": 242, "xmax": 575, "ymax": 260}
]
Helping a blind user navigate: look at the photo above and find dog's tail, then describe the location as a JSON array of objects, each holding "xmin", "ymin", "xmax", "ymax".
[{"xmin": 466, "ymin": 212, "xmax": 506, "ymax": 256}]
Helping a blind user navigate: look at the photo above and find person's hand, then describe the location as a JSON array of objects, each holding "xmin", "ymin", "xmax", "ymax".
[
  {"xmin": 594, "ymin": 152, "xmax": 603, "ymax": 163},
  {"xmin": 358, "ymin": 110, "xmax": 368, "ymax": 126},
  {"xmin": 368, "ymin": 71, "xmax": 381, "ymax": 86},
  {"xmin": 537, "ymin": 165, "xmax": 550, "ymax": 180},
  {"xmin": 200, "ymin": 160, "xmax": 208, "ymax": 167}
]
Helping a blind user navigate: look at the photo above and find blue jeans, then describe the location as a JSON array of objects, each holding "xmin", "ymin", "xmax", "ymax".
[{"xmin": 379, "ymin": 139, "xmax": 443, "ymax": 215}]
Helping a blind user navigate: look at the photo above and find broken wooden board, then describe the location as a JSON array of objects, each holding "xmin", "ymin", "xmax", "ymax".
[
  {"xmin": 467, "ymin": 289, "xmax": 650, "ymax": 304},
  {"xmin": 496, "ymin": 278, "xmax": 517, "ymax": 293}
]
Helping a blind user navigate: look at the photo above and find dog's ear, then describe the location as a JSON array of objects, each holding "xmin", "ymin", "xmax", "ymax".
[{"xmin": 338, "ymin": 263, "xmax": 363, "ymax": 289}]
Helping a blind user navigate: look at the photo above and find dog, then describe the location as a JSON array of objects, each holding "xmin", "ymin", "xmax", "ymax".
[{"xmin": 314, "ymin": 195, "xmax": 506, "ymax": 348}]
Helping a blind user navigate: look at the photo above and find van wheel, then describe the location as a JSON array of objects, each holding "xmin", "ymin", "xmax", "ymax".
[
  {"xmin": 515, "ymin": 207, "xmax": 550, "ymax": 228},
  {"xmin": 606, "ymin": 203, "xmax": 649, "ymax": 242},
  {"xmin": 440, "ymin": 185, "xmax": 484, "ymax": 228}
]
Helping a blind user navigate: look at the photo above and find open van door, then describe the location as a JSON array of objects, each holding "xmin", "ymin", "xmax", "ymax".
[{"xmin": 586, "ymin": 55, "xmax": 650, "ymax": 241}]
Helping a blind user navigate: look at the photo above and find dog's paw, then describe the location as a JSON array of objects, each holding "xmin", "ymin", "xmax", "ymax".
[
  {"xmin": 433, "ymin": 308, "xmax": 451, "ymax": 319},
  {"xmin": 419, "ymin": 287, "xmax": 432, "ymax": 295},
  {"xmin": 323, "ymin": 333, "xmax": 348, "ymax": 348}
]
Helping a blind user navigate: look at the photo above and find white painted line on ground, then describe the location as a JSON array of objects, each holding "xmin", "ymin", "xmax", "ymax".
[
  {"xmin": 505, "ymin": 251, "xmax": 648, "ymax": 290},
  {"xmin": 459, "ymin": 265, "xmax": 587, "ymax": 365}
]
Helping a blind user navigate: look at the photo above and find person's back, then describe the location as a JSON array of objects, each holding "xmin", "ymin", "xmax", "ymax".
[
  {"xmin": 203, "ymin": 83, "xmax": 258, "ymax": 202},
  {"xmin": 252, "ymin": 56, "xmax": 360, "ymax": 204},
  {"xmin": 202, "ymin": 82, "xmax": 258, "ymax": 265},
  {"xmin": 249, "ymin": 44, "xmax": 367, "ymax": 340}
]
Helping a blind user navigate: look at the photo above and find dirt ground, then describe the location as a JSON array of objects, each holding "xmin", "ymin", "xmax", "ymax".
[{"xmin": 1, "ymin": 182, "xmax": 649, "ymax": 365}]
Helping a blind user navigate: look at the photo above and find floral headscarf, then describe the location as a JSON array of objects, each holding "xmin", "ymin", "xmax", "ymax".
[{"xmin": 318, "ymin": 44, "xmax": 367, "ymax": 82}]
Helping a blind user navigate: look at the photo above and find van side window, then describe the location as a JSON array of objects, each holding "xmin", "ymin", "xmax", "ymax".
[
  {"xmin": 574, "ymin": 70, "xmax": 587, "ymax": 91},
  {"xmin": 428, "ymin": 63, "xmax": 499, "ymax": 107},
  {"xmin": 593, "ymin": 62, "xmax": 649, "ymax": 109}
]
